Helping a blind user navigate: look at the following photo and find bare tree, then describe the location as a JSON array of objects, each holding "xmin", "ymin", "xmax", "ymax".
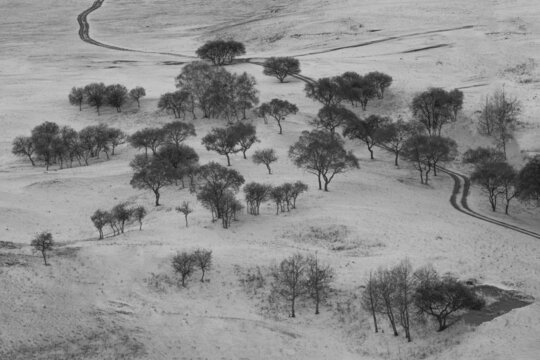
[
  {"xmin": 478, "ymin": 89, "xmax": 520, "ymax": 158},
  {"xmin": 231, "ymin": 122, "xmax": 259, "ymax": 159},
  {"xmin": 175, "ymin": 201, "xmax": 193, "ymax": 227},
  {"xmin": 271, "ymin": 253, "xmax": 307, "ymax": 318},
  {"xmin": 364, "ymin": 72, "xmax": 393, "ymax": 99},
  {"xmin": 518, "ymin": 156, "xmax": 540, "ymax": 206},
  {"xmin": 193, "ymin": 249, "xmax": 212, "ymax": 282},
  {"xmin": 361, "ymin": 272, "xmax": 380, "ymax": 333},
  {"xmin": 84, "ymin": 83, "xmax": 107, "ymax": 115},
  {"xmin": 262, "ymin": 57, "xmax": 301, "ymax": 83},
  {"xmin": 411, "ymin": 88, "xmax": 463, "ymax": 135},
  {"xmin": 392, "ymin": 260, "xmax": 415, "ymax": 342},
  {"xmin": 304, "ymin": 77, "xmax": 344, "ymax": 107},
  {"xmin": 310, "ymin": 105, "xmax": 358, "ymax": 135},
  {"xmin": 252, "ymin": 148, "xmax": 278, "ymax": 174},
  {"xmin": 106, "ymin": 84, "xmax": 129, "ymax": 113},
  {"xmin": 69, "ymin": 87, "xmax": 85, "ymax": 111},
  {"xmin": 130, "ymin": 155, "xmax": 175, "ymax": 206},
  {"xmin": 289, "ymin": 130, "xmax": 359, "ymax": 191},
  {"xmin": 112, "ymin": 202, "xmax": 132, "ymax": 234},
  {"xmin": 471, "ymin": 161, "xmax": 516, "ymax": 212},
  {"xmin": 478, "ymin": 89, "xmax": 520, "ymax": 157},
  {"xmin": 172, "ymin": 252, "xmax": 196, "ymax": 287},
  {"xmin": 12, "ymin": 136, "xmax": 36, "ymax": 166},
  {"xmin": 379, "ymin": 119, "xmax": 420, "ymax": 166},
  {"xmin": 131, "ymin": 205, "xmax": 147, "ymax": 230},
  {"xmin": 129, "ymin": 86, "xmax": 146, "ymax": 108},
  {"xmin": 375, "ymin": 268, "xmax": 399, "ymax": 336},
  {"xmin": 31, "ymin": 232, "xmax": 54, "ymax": 266},
  {"xmin": 414, "ymin": 266, "xmax": 483, "ymax": 331},
  {"xmin": 195, "ymin": 40, "xmax": 246, "ymax": 65},
  {"xmin": 128, "ymin": 128, "xmax": 166, "ymax": 157},
  {"xmin": 343, "ymin": 115, "xmax": 390, "ymax": 160},
  {"xmin": 162, "ymin": 121, "xmax": 196, "ymax": 148},
  {"xmin": 290, "ymin": 181, "xmax": 308, "ymax": 209},
  {"xmin": 256, "ymin": 99, "xmax": 298, "ymax": 134},
  {"xmin": 305, "ymin": 254, "xmax": 334, "ymax": 315},
  {"xmin": 201, "ymin": 127, "xmax": 241, "ymax": 166},
  {"xmin": 91, "ymin": 209, "xmax": 109, "ymax": 239}
]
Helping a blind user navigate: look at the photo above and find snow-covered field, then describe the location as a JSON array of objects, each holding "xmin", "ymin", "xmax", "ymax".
[{"xmin": 1, "ymin": 0, "xmax": 539, "ymax": 359}]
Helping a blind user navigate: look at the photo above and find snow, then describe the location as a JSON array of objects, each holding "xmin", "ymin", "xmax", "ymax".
[{"xmin": 0, "ymin": 0, "xmax": 539, "ymax": 359}]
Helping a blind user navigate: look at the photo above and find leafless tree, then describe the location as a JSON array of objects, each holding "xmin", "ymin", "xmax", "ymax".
[
  {"xmin": 172, "ymin": 251, "xmax": 196, "ymax": 287},
  {"xmin": 31, "ymin": 232, "xmax": 54, "ymax": 266},
  {"xmin": 252, "ymin": 148, "xmax": 278, "ymax": 174},
  {"xmin": 175, "ymin": 201, "xmax": 193, "ymax": 227},
  {"xmin": 305, "ymin": 254, "xmax": 334, "ymax": 315},
  {"xmin": 271, "ymin": 253, "xmax": 308, "ymax": 318},
  {"xmin": 193, "ymin": 249, "xmax": 212, "ymax": 282}
]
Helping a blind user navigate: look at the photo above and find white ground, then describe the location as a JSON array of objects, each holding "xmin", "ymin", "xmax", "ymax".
[{"xmin": 1, "ymin": 0, "xmax": 539, "ymax": 359}]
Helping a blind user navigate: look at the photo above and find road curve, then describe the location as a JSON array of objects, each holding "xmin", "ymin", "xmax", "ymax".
[
  {"xmin": 76, "ymin": 1, "xmax": 538, "ymax": 239},
  {"xmin": 77, "ymin": 0, "xmax": 196, "ymax": 59},
  {"xmin": 437, "ymin": 166, "xmax": 540, "ymax": 240}
]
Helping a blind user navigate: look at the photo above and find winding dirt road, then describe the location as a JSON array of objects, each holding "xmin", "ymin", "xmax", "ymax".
[
  {"xmin": 438, "ymin": 166, "xmax": 540, "ymax": 240},
  {"xmin": 77, "ymin": 0, "xmax": 195, "ymax": 59},
  {"xmin": 76, "ymin": 1, "xmax": 539, "ymax": 239}
]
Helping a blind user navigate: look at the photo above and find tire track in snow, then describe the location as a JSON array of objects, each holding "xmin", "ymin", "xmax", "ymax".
[
  {"xmin": 77, "ymin": 0, "xmax": 196, "ymax": 59},
  {"xmin": 438, "ymin": 166, "xmax": 540, "ymax": 240}
]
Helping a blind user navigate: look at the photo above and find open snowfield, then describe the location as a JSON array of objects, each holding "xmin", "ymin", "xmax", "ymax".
[{"xmin": 1, "ymin": 0, "xmax": 540, "ymax": 359}]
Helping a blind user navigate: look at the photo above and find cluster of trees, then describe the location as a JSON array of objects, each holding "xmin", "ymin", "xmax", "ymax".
[
  {"xmin": 410, "ymin": 87, "xmax": 463, "ymax": 136},
  {"xmin": 12, "ymin": 121, "xmax": 126, "ymax": 170},
  {"xmin": 466, "ymin": 148, "xmax": 540, "ymax": 214},
  {"xmin": 202, "ymin": 122, "xmax": 258, "ymax": 166},
  {"xmin": 172, "ymin": 62, "xmax": 259, "ymax": 121},
  {"xmin": 243, "ymin": 181, "xmax": 308, "ymax": 215},
  {"xmin": 196, "ymin": 40, "xmax": 245, "ymax": 65},
  {"xmin": 305, "ymin": 71, "xmax": 393, "ymax": 111},
  {"xmin": 128, "ymin": 121, "xmax": 197, "ymax": 158},
  {"xmin": 171, "ymin": 249, "xmax": 212, "ymax": 286},
  {"xmin": 69, "ymin": 83, "xmax": 146, "ymax": 114},
  {"xmin": 362, "ymin": 261, "xmax": 484, "ymax": 341},
  {"xmin": 91, "ymin": 203, "xmax": 147, "ymax": 239},
  {"xmin": 271, "ymin": 253, "xmax": 334, "ymax": 317},
  {"xmin": 193, "ymin": 162, "xmax": 245, "ymax": 229}
]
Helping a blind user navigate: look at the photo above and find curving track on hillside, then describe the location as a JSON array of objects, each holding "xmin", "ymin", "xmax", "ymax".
[
  {"xmin": 77, "ymin": 0, "xmax": 196, "ymax": 59},
  {"xmin": 76, "ymin": 1, "xmax": 539, "ymax": 239},
  {"xmin": 438, "ymin": 166, "xmax": 540, "ymax": 240}
]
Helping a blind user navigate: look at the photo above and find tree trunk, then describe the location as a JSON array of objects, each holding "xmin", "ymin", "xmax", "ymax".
[
  {"xmin": 226, "ymin": 153, "xmax": 231, "ymax": 166},
  {"xmin": 154, "ymin": 190, "xmax": 160, "ymax": 206},
  {"xmin": 317, "ymin": 174, "xmax": 322, "ymax": 190},
  {"xmin": 291, "ymin": 296, "xmax": 296, "ymax": 318},
  {"xmin": 139, "ymin": 221, "xmax": 142, "ymax": 231},
  {"xmin": 394, "ymin": 152, "xmax": 399, "ymax": 167},
  {"xmin": 41, "ymin": 250, "xmax": 48, "ymax": 266},
  {"xmin": 315, "ymin": 290, "xmax": 320, "ymax": 315},
  {"xmin": 243, "ymin": 149, "xmax": 247, "ymax": 159},
  {"xmin": 201, "ymin": 270, "xmax": 205, "ymax": 282},
  {"xmin": 278, "ymin": 120, "xmax": 283, "ymax": 135},
  {"xmin": 185, "ymin": 215, "xmax": 189, "ymax": 228},
  {"xmin": 266, "ymin": 164, "xmax": 272, "ymax": 174},
  {"xmin": 137, "ymin": 99, "xmax": 140, "ymax": 108}
]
